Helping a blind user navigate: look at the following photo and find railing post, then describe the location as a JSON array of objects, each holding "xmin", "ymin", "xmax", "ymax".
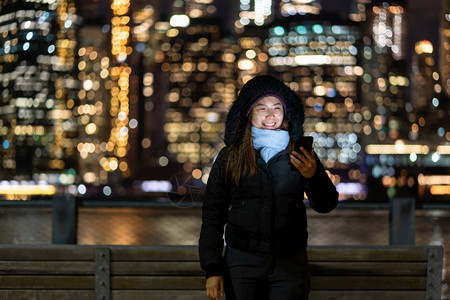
[
  {"xmin": 389, "ymin": 196, "xmax": 415, "ymax": 245},
  {"xmin": 52, "ymin": 195, "xmax": 78, "ymax": 244}
]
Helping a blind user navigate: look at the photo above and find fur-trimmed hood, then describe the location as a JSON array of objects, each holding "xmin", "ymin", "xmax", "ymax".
[{"xmin": 224, "ymin": 75, "xmax": 305, "ymax": 146}]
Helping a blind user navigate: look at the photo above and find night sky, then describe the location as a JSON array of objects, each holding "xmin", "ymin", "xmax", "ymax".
[{"xmin": 406, "ymin": 0, "xmax": 442, "ymax": 59}]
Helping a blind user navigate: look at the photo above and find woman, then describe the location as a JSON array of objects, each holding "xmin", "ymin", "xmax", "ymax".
[{"xmin": 199, "ymin": 75, "xmax": 338, "ymax": 300}]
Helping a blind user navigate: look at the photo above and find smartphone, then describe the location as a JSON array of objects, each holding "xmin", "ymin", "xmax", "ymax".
[{"xmin": 295, "ymin": 136, "xmax": 313, "ymax": 155}]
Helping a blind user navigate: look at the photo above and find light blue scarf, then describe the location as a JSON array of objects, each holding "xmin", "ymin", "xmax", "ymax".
[{"xmin": 252, "ymin": 127, "xmax": 290, "ymax": 163}]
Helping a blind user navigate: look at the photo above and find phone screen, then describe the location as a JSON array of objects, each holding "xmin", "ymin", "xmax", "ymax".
[{"xmin": 295, "ymin": 136, "xmax": 313, "ymax": 153}]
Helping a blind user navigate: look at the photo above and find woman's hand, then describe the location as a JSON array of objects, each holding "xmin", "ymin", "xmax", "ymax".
[
  {"xmin": 290, "ymin": 147, "xmax": 317, "ymax": 178},
  {"xmin": 206, "ymin": 275, "xmax": 224, "ymax": 300}
]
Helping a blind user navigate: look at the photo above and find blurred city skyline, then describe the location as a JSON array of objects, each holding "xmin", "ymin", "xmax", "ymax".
[{"xmin": 0, "ymin": 0, "xmax": 448, "ymax": 202}]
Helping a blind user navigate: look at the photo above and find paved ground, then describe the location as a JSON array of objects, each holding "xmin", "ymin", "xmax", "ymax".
[{"xmin": 0, "ymin": 205, "xmax": 449, "ymax": 298}]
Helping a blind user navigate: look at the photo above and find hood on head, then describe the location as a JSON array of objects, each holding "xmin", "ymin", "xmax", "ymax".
[{"xmin": 224, "ymin": 75, "xmax": 305, "ymax": 146}]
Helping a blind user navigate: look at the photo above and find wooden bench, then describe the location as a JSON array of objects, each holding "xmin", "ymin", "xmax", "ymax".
[{"xmin": 0, "ymin": 245, "xmax": 443, "ymax": 300}]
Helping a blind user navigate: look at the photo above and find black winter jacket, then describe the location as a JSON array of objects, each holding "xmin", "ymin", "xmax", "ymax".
[{"xmin": 198, "ymin": 75, "xmax": 339, "ymax": 278}]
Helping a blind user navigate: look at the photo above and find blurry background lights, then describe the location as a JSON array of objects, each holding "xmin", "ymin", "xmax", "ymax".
[
  {"xmin": 437, "ymin": 145, "xmax": 450, "ymax": 154},
  {"xmin": 159, "ymin": 156, "xmax": 169, "ymax": 167},
  {"xmin": 273, "ymin": 26, "xmax": 285, "ymax": 35},
  {"xmin": 78, "ymin": 184, "xmax": 87, "ymax": 195},
  {"xmin": 83, "ymin": 172, "xmax": 97, "ymax": 183},
  {"xmin": 129, "ymin": 119, "xmax": 138, "ymax": 129},
  {"xmin": 192, "ymin": 169, "xmax": 202, "ymax": 180},
  {"xmin": 415, "ymin": 40, "xmax": 433, "ymax": 54},
  {"xmin": 141, "ymin": 180, "xmax": 172, "ymax": 192},
  {"xmin": 103, "ymin": 186, "xmax": 112, "ymax": 196},
  {"xmin": 0, "ymin": 182, "xmax": 56, "ymax": 196},
  {"xmin": 431, "ymin": 152, "xmax": 441, "ymax": 163},
  {"xmin": 170, "ymin": 15, "xmax": 190, "ymax": 27},
  {"xmin": 237, "ymin": 59, "xmax": 254, "ymax": 70}
]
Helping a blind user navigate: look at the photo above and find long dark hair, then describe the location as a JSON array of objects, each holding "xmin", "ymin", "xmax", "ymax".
[{"xmin": 225, "ymin": 113, "xmax": 292, "ymax": 186}]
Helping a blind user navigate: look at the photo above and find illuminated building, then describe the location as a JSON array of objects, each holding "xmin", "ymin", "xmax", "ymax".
[
  {"xmin": 0, "ymin": 0, "xmax": 78, "ymax": 197},
  {"xmin": 360, "ymin": 1, "xmax": 449, "ymax": 201},
  {"xmin": 264, "ymin": 13, "xmax": 365, "ymax": 200},
  {"xmin": 130, "ymin": 4, "xmax": 161, "ymax": 181},
  {"xmin": 235, "ymin": 0, "xmax": 274, "ymax": 30},
  {"xmin": 407, "ymin": 40, "xmax": 450, "ymax": 200},
  {"xmin": 360, "ymin": 1, "xmax": 409, "ymax": 142},
  {"xmin": 235, "ymin": 25, "xmax": 270, "ymax": 86},
  {"xmin": 439, "ymin": 0, "xmax": 450, "ymax": 98},
  {"xmin": 371, "ymin": 1, "xmax": 406, "ymax": 60},
  {"xmin": 0, "ymin": 0, "xmax": 159, "ymax": 197},
  {"xmin": 156, "ymin": 0, "xmax": 237, "ymax": 183},
  {"xmin": 100, "ymin": 0, "xmax": 134, "ymax": 182},
  {"xmin": 75, "ymin": 0, "xmax": 113, "ymax": 187},
  {"xmin": 75, "ymin": 0, "xmax": 158, "ymax": 190},
  {"xmin": 410, "ymin": 40, "xmax": 447, "ymax": 141},
  {"xmin": 357, "ymin": 1, "xmax": 411, "ymax": 200}
]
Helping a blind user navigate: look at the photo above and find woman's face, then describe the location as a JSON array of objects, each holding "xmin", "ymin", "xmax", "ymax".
[{"xmin": 251, "ymin": 96, "xmax": 284, "ymax": 130}]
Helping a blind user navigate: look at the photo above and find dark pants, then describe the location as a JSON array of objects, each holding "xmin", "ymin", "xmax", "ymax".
[{"xmin": 224, "ymin": 246, "xmax": 310, "ymax": 300}]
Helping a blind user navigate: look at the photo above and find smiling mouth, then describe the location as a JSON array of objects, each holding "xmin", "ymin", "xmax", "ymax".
[{"xmin": 263, "ymin": 122, "xmax": 276, "ymax": 127}]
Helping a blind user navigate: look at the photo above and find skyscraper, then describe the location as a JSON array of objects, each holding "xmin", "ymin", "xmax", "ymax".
[
  {"xmin": 357, "ymin": 0, "xmax": 449, "ymax": 201},
  {"xmin": 349, "ymin": 0, "xmax": 410, "ymax": 142},
  {"xmin": 410, "ymin": 40, "xmax": 445, "ymax": 140},
  {"xmin": 265, "ymin": 12, "xmax": 365, "ymax": 200},
  {"xmin": 439, "ymin": 0, "xmax": 450, "ymax": 98},
  {"xmin": 0, "ymin": 0, "xmax": 79, "ymax": 196},
  {"xmin": 235, "ymin": 24, "xmax": 270, "ymax": 86},
  {"xmin": 409, "ymin": 40, "xmax": 450, "ymax": 200},
  {"xmin": 75, "ymin": 0, "xmax": 117, "ymax": 187},
  {"xmin": 75, "ymin": 0, "xmax": 159, "ymax": 192},
  {"xmin": 361, "ymin": 0, "xmax": 409, "ymax": 140},
  {"xmin": 157, "ymin": 0, "xmax": 238, "ymax": 183}
]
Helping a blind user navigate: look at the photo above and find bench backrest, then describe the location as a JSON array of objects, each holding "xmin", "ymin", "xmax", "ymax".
[{"xmin": 0, "ymin": 245, "xmax": 443, "ymax": 300}]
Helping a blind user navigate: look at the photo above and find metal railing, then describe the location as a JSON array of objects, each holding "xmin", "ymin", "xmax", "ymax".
[{"xmin": 2, "ymin": 195, "xmax": 447, "ymax": 245}]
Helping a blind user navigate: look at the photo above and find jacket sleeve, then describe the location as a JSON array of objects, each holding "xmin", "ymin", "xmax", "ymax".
[
  {"xmin": 304, "ymin": 155, "xmax": 339, "ymax": 213},
  {"xmin": 198, "ymin": 147, "xmax": 230, "ymax": 278}
]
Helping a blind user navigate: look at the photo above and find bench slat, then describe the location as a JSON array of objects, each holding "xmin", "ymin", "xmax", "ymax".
[
  {"xmin": 109, "ymin": 275, "xmax": 427, "ymax": 291},
  {"xmin": 108, "ymin": 246, "xmax": 430, "ymax": 262},
  {"xmin": 0, "ymin": 290, "xmax": 94, "ymax": 300},
  {"xmin": 0, "ymin": 245, "xmax": 431, "ymax": 262},
  {"xmin": 111, "ymin": 276, "xmax": 205, "ymax": 290},
  {"xmin": 0, "ymin": 261, "xmax": 426, "ymax": 277},
  {"xmin": 109, "ymin": 246, "xmax": 200, "ymax": 261},
  {"xmin": 0, "ymin": 275, "xmax": 94, "ymax": 289},
  {"xmin": 112, "ymin": 290, "xmax": 208, "ymax": 300},
  {"xmin": 309, "ymin": 262, "xmax": 426, "ymax": 276},
  {"xmin": 311, "ymin": 276, "xmax": 427, "ymax": 290},
  {"xmin": 308, "ymin": 247, "xmax": 429, "ymax": 262},
  {"xmin": 108, "ymin": 261, "xmax": 426, "ymax": 276},
  {"xmin": 0, "ymin": 260, "xmax": 428, "ymax": 277},
  {"xmin": 0, "ymin": 261, "xmax": 94, "ymax": 275},
  {"xmin": 309, "ymin": 290, "xmax": 426, "ymax": 300},
  {"xmin": 111, "ymin": 262, "xmax": 204, "ymax": 275},
  {"xmin": 0, "ymin": 245, "xmax": 95, "ymax": 261},
  {"xmin": 111, "ymin": 289, "xmax": 426, "ymax": 300}
]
